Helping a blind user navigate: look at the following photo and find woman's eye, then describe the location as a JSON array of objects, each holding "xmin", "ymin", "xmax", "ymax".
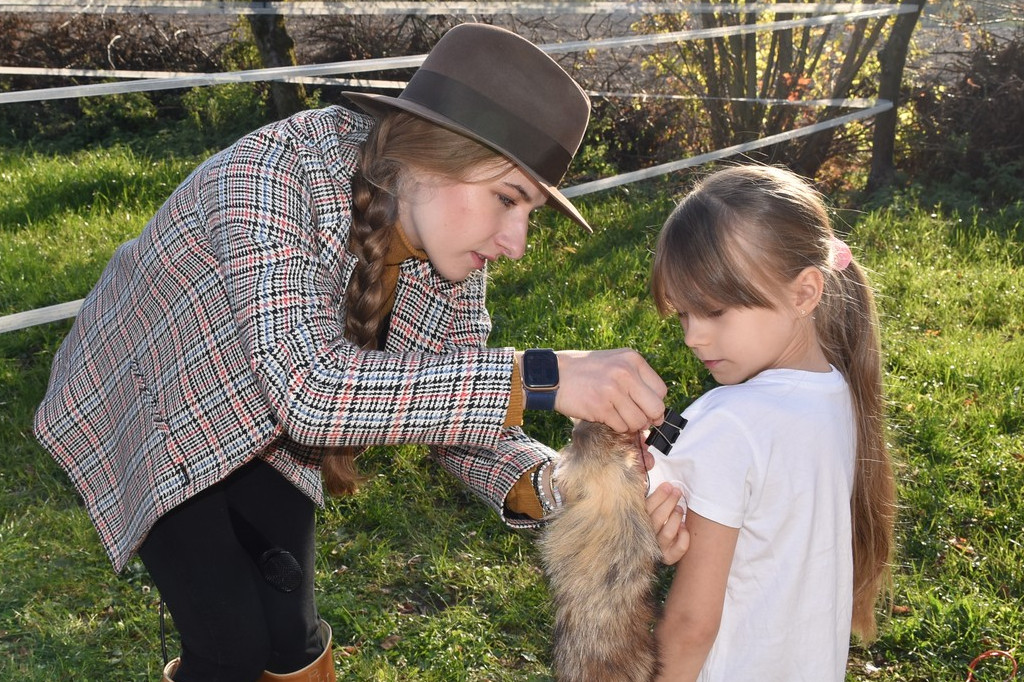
[
  {"xmin": 498, "ymin": 194, "xmax": 515, "ymax": 208},
  {"xmin": 709, "ymin": 309, "xmax": 725, "ymax": 318}
]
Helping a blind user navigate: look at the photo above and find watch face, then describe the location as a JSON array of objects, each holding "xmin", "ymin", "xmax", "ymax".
[{"xmin": 524, "ymin": 349, "xmax": 559, "ymax": 388}]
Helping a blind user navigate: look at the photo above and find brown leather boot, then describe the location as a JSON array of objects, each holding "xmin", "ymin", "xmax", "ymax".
[
  {"xmin": 257, "ymin": 620, "xmax": 335, "ymax": 682},
  {"xmin": 161, "ymin": 658, "xmax": 180, "ymax": 681}
]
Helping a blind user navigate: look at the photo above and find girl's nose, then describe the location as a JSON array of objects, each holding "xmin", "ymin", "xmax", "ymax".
[{"xmin": 682, "ymin": 318, "xmax": 707, "ymax": 348}]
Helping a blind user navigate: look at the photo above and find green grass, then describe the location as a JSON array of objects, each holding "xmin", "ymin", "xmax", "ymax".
[{"xmin": 1, "ymin": 139, "xmax": 1022, "ymax": 681}]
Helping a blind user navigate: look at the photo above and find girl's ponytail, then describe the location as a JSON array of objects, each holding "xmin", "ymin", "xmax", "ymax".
[{"xmin": 816, "ymin": 244, "xmax": 896, "ymax": 641}]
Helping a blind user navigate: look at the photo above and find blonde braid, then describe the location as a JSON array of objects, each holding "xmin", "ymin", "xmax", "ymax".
[
  {"xmin": 345, "ymin": 120, "xmax": 400, "ymax": 350},
  {"xmin": 321, "ymin": 120, "xmax": 399, "ymax": 497}
]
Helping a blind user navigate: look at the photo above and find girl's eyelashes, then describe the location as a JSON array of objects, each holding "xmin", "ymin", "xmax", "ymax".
[
  {"xmin": 677, "ymin": 308, "xmax": 726, "ymax": 322},
  {"xmin": 498, "ymin": 193, "xmax": 516, "ymax": 208}
]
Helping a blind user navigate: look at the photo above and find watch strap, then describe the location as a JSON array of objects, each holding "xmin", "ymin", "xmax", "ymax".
[{"xmin": 525, "ymin": 388, "xmax": 557, "ymax": 411}]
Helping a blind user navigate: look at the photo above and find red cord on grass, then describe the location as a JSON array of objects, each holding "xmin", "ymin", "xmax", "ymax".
[{"xmin": 966, "ymin": 650, "xmax": 1018, "ymax": 681}]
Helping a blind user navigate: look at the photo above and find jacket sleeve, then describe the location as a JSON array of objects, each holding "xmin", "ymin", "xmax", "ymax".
[
  {"xmin": 431, "ymin": 431, "xmax": 557, "ymax": 529},
  {"xmin": 412, "ymin": 267, "xmax": 557, "ymax": 529},
  {"xmin": 201, "ymin": 125, "xmax": 514, "ymax": 451}
]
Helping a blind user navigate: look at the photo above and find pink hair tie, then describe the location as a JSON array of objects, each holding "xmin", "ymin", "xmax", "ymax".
[{"xmin": 831, "ymin": 237, "xmax": 853, "ymax": 271}]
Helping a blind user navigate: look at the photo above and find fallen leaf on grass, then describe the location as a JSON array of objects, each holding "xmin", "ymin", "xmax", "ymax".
[{"xmin": 949, "ymin": 537, "xmax": 975, "ymax": 555}]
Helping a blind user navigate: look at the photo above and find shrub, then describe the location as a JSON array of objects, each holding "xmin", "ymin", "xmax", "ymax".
[
  {"xmin": 0, "ymin": 13, "xmax": 265, "ymax": 147},
  {"xmin": 902, "ymin": 31, "xmax": 1024, "ymax": 203}
]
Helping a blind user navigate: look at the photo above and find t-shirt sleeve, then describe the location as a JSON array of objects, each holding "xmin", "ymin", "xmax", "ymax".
[{"xmin": 657, "ymin": 400, "xmax": 757, "ymax": 529}]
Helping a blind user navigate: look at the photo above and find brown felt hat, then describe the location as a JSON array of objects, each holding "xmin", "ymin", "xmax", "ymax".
[{"xmin": 344, "ymin": 23, "xmax": 593, "ymax": 231}]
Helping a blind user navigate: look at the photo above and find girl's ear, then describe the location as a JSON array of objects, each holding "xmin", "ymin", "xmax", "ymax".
[{"xmin": 790, "ymin": 266, "xmax": 824, "ymax": 315}]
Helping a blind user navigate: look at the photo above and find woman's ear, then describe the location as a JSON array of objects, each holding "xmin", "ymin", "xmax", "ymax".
[{"xmin": 790, "ymin": 266, "xmax": 824, "ymax": 316}]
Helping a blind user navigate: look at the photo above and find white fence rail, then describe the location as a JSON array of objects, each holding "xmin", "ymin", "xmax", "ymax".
[{"xmin": 0, "ymin": 3, "xmax": 913, "ymax": 333}]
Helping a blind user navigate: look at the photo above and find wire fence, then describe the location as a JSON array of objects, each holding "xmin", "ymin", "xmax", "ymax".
[{"xmin": 0, "ymin": 2, "xmax": 916, "ymax": 334}]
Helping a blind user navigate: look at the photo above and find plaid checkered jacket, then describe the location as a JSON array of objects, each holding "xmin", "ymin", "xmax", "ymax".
[{"xmin": 34, "ymin": 106, "xmax": 555, "ymax": 572}]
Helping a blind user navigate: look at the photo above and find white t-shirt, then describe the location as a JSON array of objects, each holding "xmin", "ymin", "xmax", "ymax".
[{"xmin": 647, "ymin": 367, "xmax": 856, "ymax": 681}]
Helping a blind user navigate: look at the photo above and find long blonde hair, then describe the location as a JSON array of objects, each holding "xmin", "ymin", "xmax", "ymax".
[
  {"xmin": 650, "ymin": 165, "xmax": 896, "ymax": 641},
  {"xmin": 321, "ymin": 111, "xmax": 513, "ymax": 496}
]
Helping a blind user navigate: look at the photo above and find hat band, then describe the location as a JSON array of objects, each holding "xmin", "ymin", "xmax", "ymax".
[{"xmin": 401, "ymin": 69, "xmax": 573, "ymax": 185}]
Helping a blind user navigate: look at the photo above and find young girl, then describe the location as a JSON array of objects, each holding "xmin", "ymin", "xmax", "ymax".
[
  {"xmin": 33, "ymin": 24, "xmax": 667, "ymax": 682},
  {"xmin": 646, "ymin": 165, "xmax": 896, "ymax": 681}
]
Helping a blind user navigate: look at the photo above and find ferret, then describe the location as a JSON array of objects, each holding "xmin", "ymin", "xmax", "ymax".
[{"xmin": 540, "ymin": 420, "xmax": 662, "ymax": 682}]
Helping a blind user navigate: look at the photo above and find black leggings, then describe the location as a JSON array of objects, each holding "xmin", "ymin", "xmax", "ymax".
[{"xmin": 139, "ymin": 460, "xmax": 323, "ymax": 682}]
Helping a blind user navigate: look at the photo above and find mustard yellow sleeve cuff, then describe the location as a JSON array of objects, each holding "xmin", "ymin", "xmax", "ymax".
[
  {"xmin": 504, "ymin": 358, "xmax": 525, "ymax": 428},
  {"xmin": 505, "ymin": 465, "xmax": 544, "ymax": 520}
]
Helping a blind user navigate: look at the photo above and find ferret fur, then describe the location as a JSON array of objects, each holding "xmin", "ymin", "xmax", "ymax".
[{"xmin": 540, "ymin": 421, "xmax": 661, "ymax": 682}]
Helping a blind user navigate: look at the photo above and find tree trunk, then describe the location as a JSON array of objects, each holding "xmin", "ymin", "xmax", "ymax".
[
  {"xmin": 866, "ymin": 0, "xmax": 927, "ymax": 195},
  {"xmin": 792, "ymin": 15, "xmax": 888, "ymax": 178},
  {"xmin": 246, "ymin": 9, "xmax": 306, "ymax": 120}
]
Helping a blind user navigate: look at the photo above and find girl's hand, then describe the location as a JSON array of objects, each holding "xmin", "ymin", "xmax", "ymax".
[
  {"xmin": 646, "ymin": 482, "xmax": 690, "ymax": 565},
  {"xmin": 554, "ymin": 349, "xmax": 667, "ymax": 433}
]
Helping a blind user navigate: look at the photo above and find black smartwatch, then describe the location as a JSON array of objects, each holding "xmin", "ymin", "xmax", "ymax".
[{"xmin": 521, "ymin": 348, "xmax": 559, "ymax": 411}]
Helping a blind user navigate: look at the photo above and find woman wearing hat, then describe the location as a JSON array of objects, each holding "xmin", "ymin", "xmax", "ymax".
[{"xmin": 34, "ymin": 23, "xmax": 667, "ymax": 681}]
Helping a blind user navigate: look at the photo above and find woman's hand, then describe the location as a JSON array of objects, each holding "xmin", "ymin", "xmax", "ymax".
[
  {"xmin": 646, "ymin": 481, "xmax": 690, "ymax": 565},
  {"xmin": 553, "ymin": 349, "xmax": 667, "ymax": 432}
]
